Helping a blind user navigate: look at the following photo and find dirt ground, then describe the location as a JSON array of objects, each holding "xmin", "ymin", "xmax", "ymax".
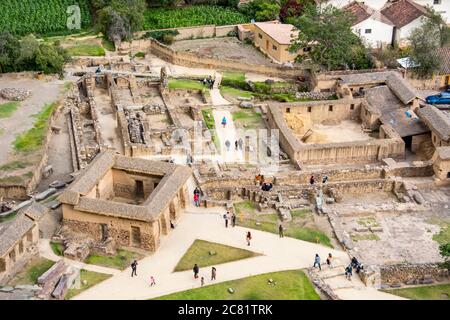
[
  {"xmin": 170, "ymin": 37, "xmax": 276, "ymax": 67},
  {"xmin": 0, "ymin": 76, "xmax": 64, "ymax": 166}
]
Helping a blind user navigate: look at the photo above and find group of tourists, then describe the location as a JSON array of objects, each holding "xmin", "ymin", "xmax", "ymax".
[
  {"xmin": 193, "ymin": 187, "xmax": 201, "ymax": 207},
  {"xmin": 202, "ymin": 76, "xmax": 215, "ymax": 89},
  {"xmin": 193, "ymin": 264, "xmax": 217, "ymax": 287},
  {"xmin": 312, "ymin": 253, "xmax": 334, "ymax": 271},
  {"xmin": 309, "ymin": 175, "xmax": 328, "ymax": 185},
  {"xmin": 224, "ymin": 138, "xmax": 244, "ymax": 152},
  {"xmin": 223, "ymin": 211, "xmax": 236, "ymax": 228}
]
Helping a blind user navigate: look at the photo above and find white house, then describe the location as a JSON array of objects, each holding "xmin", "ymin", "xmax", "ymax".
[
  {"xmin": 322, "ymin": 0, "xmax": 449, "ymax": 22},
  {"xmin": 414, "ymin": 0, "xmax": 450, "ymax": 23},
  {"xmin": 344, "ymin": 1, "xmax": 394, "ymax": 48},
  {"xmin": 380, "ymin": 0, "xmax": 428, "ymax": 46}
]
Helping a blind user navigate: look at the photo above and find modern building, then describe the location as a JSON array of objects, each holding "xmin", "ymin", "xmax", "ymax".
[
  {"xmin": 252, "ymin": 22, "xmax": 300, "ymax": 64},
  {"xmin": 344, "ymin": 1, "xmax": 394, "ymax": 48}
]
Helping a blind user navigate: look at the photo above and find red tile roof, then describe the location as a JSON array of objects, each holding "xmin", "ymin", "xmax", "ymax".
[{"xmin": 381, "ymin": 0, "xmax": 427, "ymax": 28}]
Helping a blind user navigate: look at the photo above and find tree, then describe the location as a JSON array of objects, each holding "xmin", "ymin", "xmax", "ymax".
[
  {"xmin": 239, "ymin": 0, "xmax": 281, "ymax": 21},
  {"xmin": 93, "ymin": 0, "xmax": 147, "ymax": 42},
  {"xmin": 35, "ymin": 42, "xmax": 68, "ymax": 75},
  {"xmin": 0, "ymin": 32, "xmax": 20, "ymax": 73},
  {"xmin": 290, "ymin": 4, "xmax": 370, "ymax": 70},
  {"xmin": 279, "ymin": 0, "xmax": 312, "ymax": 23},
  {"xmin": 439, "ymin": 243, "xmax": 450, "ymax": 270},
  {"xmin": 16, "ymin": 34, "xmax": 40, "ymax": 71}
]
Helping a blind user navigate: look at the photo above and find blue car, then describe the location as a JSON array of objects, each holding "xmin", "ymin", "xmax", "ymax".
[{"xmin": 426, "ymin": 92, "xmax": 450, "ymax": 105}]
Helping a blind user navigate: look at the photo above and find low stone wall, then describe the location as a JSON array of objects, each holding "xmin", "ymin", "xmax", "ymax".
[
  {"xmin": 146, "ymin": 38, "xmax": 306, "ymax": 79},
  {"xmin": 380, "ymin": 263, "xmax": 450, "ymax": 286}
]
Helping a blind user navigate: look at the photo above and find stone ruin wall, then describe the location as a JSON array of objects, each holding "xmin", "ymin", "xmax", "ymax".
[
  {"xmin": 146, "ymin": 38, "xmax": 307, "ymax": 79},
  {"xmin": 266, "ymin": 102, "xmax": 405, "ymax": 165},
  {"xmin": 62, "ymin": 205, "xmax": 159, "ymax": 252},
  {"xmin": 380, "ymin": 263, "xmax": 450, "ymax": 286}
]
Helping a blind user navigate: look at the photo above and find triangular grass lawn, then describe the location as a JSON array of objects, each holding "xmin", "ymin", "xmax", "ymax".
[{"xmin": 174, "ymin": 239, "xmax": 261, "ymax": 272}]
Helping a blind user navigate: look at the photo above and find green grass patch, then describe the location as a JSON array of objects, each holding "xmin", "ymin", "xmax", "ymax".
[
  {"xmin": 134, "ymin": 52, "xmax": 146, "ymax": 59},
  {"xmin": 0, "ymin": 160, "xmax": 30, "ymax": 172},
  {"xmin": 234, "ymin": 200, "xmax": 257, "ymax": 215},
  {"xmin": 223, "ymin": 71, "xmax": 245, "ymax": 82},
  {"xmin": 65, "ymin": 270, "xmax": 112, "ymax": 300},
  {"xmin": 155, "ymin": 270, "xmax": 320, "ymax": 300},
  {"xmin": 169, "ymin": 79, "xmax": 206, "ymax": 91},
  {"xmin": 0, "ymin": 102, "xmax": 20, "ymax": 118},
  {"xmin": 383, "ymin": 284, "xmax": 450, "ymax": 300},
  {"xmin": 101, "ymin": 38, "xmax": 115, "ymax": 52},
  {"xmin": 85, "ymin": 249, "xmax": 143, "ymax": 270},
  {"xmin": 13, "ymin": 102, "xmax": 57, "ymax": 152},
  {"xmin": 8, "ymin": 257, "xmax": 55, "ymax": 286},
  {"xmin": 357, "ymin": 216, "xmax": 380, "ymax": 228},
  {"xmin": 201, "ymin": 108, "xmax": 221, "ymax": 151},
  {"xmin": 220, "ymin": 86, "xmax": 254, "ymax": 99},
  {"xmin": 0, "ymin": 173, "xmax": 31, "ymax": 185},
  {"xmin": 232, "ymin": 110, "xmax": 263, "ymax": 129},
  {"xmin": 50, "ymin": 241, "xmax": 64, "ymax": 256},
  {"xmin": 350, "ymin": 233, "xmax": 380, "ymax": 242},
  {"xmin": 174, "ymin": 239, "xmax": 260, "ymax": 272},
  {"xmin": 427, "ymin": 218, "xmax": 450, "ymax": 245},
  {"xmin": 66, "ymin": 44, "xmax": 105, "ymax": 57},
  {"xmin": 291, "ymin": 209, "xmax": 312, "ymax": 219}
]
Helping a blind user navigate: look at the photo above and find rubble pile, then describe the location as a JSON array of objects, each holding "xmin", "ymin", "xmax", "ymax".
[{"xmin": 0, "ymin": 88, "xmax": 31, "ymax": 101}]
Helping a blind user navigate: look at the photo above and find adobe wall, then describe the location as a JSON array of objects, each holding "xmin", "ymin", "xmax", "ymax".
[
  {"xmin": 0, "ymin": 224, "xmax": 39, "ymax": 285},
  {"xmin": 62, "ymin": 204, "xmax": 160, "ymax": 252}
]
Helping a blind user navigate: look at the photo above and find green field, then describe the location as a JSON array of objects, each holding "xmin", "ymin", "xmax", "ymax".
[
  {"xmin": 144, "ymin": 6, "xmax": 250, "ymax": 30},
  {"xmin": 235, "ymin": 201, "xmax": 332, "ymax": 248},
  {"xmin": 174, "ymin": 239, "xmax": 260, "ymax": 272},
  {"xmin": 0, "ymin": 102, "xmax": 20, "ymax": 118},
  {"xmin": 383, "ymin": 284, "xmax": 450, "ymax": 300},
  {"xmin": 8, "ymin": 257, "xmax": 55, "ymax": 285},
  {"xmin": 168, "ymin": 79, "xmax": 207, "ymax": 91},
  {"xmin": 66, "ymin": 44, "xmax": 106, "ymax": 57},
  {"xmin": 13, "ymin": 102, "xmax": 57, "ymax": 152},
  {"xmin": 85, "ymin": 249, "xmax": 144, "ymax": 270},
  {"xmin": 65, "ymin": 269, "xmax": 112, "ymax": 300},
  {"xmin": 155, "ymin": 270, "xmax": 320, "ymax": 300},
  {"xmin": 0, "ymin": 0, "xmax": 92, "ymax": 36}
]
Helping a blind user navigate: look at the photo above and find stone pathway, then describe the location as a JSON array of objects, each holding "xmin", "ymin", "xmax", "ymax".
[
  {"xmin": 67, "ymin": 207, "xmax": 405, "ymax": 300},
  {"xmin": 38, "ymin": 239, "xmax": 120, "ymax": 276},
  {"xmin": 212, "ymin": 109, "xmax": 244, "ymax": 163}
]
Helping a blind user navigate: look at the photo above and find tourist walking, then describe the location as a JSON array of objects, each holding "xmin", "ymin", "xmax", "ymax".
[
  {"xmin": 131, "ymin": 260, "xmax": 138, "ymax": 277},
  {"xmin": 238, "ymin": 138, "xmax": 243, "ymax": 150},
  {"xmin": 225, "ymin": 140, "xmax": 231, "ymax": 151},
  {"xmin": 279, "ymin": 224, "xmax": 284, "ymax": 238},
  {"xmin": 309, "ymin": 175, "xmax": 315, "ymax": 185},
  {"xmin": 235, "ymin": 140, "xmax": 238, "ymax": 150},
  {"xmin": 313, "ymin": 254, "xmax": 321, "ymax": 271},
  {"xmin": 345, "ymin": 264, "xmax": 353, "ymax": 281},
  {"xmin": 193, "ymin": 193, "xmax": 200, "ymax": 207},
  {"xmin": 231, "ymin": 212, "xmax": 236, "ymax": 227},
  {"xmin": 150, "ymin": 276, "xmax": 156, "ymax": 286},
  {"xmin": 211, "ymin": 267, "xmax": 217, "ymax": 281},
  {"xmin": 326, "ymin": 253, "xmax": 333, "ymax": 269},
  {"xmin": 193, "ymin": 264, "xmax": 200, "ymax": 279},
  {"xmin": 224, "ymin": 211, "xmax": 230, "ymax": 228},
  {"xmin": 201, "ymin": 276, "xmax": 205, "ymax": 286},
  {"xmin": 322, "ymin": 176, "xmax": 328, "ymax": 184},
  {"xmin": 221, "ymin": 116, "xmax": 227, "ymax": 128},
  {"xmin": 246, "ymin": 231, "xmax": 252, "ymax": 246}
]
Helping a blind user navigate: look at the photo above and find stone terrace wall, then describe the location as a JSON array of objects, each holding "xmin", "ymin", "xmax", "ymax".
[
  {"xmin": 145, "ymin": 38, "xmax": 306, "ymax": 79},
  {"xmin": 380, "ymin": 263, "xmax": 449, "ymax": 286}
]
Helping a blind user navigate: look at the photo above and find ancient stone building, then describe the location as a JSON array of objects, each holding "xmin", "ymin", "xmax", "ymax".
[
  {"xmin": 59, "ymin": 151, "xmax": 192, "ymax": 252},
  {"xmin": 432, "ymin": 147, "xmax": 450, "ymax": 181},
  {"xmin": 0, "ymin": 203, "xmax": 47, "ymax": 285}
]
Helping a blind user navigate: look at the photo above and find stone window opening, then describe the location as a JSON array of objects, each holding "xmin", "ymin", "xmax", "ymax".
[
  {"xmin": 101, "ymin": 224, "xmax": 109, "ymax": 242},
  {"xmin": 135, "ymin": 180, "xmax": 144, "ymax": 198},
  {"xmin": 329, "ymin": 105, "xmax": 333, "ymax": 112},
  {"xmin": 0, "ymin": 258, "xmax": 5, "ymax": 272},
  {"xmin": 9, "ymin": 250, "xmax": 16, "ymax": 263},
  {"xmin": 131, "ymin": 226, "xmax": 142, "ymax": 247},
  {"xmin": 19, "ymin": 240, "xmax": 24, "ymax": 254},
  {"xmin": 26, "ymin": 230, "xmax": 33, "ymax": 242},
  {"xmin": 350, "ymin": 104, "xmax": 355, "ymax": 110},
  {"xmin": 258, "ymin": 33, "xmax": 262, "ymax": 39},
  {"xmin": 286, "ymin": 108, "xmax": 291, "ymax": 113},
  {"xmin": 307, "ymin": 107, "xmax": 312, "ymax": 113},
  {"xmin": 447, "ymin": 172, "xmax": 450, "ymax": 179},
  {"xmin": 272, "ymin": 45, "xmax": 277, "ymax": 50}
]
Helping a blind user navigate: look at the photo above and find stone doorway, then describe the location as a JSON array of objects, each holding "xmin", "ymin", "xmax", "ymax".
[{"xmin": 131, "ymin": 226, "xmax": 141, "ymax": 247}]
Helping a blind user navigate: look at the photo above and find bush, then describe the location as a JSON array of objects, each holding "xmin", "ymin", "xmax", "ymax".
[{"xmin": 143, "ymin": 30, "xmax": 180, "ymax": 44}]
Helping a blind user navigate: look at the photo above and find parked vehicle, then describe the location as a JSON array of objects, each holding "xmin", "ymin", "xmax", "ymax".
[{"xmin": 426, "ymin": 92, "xmax": 450, "ymax": 105}]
